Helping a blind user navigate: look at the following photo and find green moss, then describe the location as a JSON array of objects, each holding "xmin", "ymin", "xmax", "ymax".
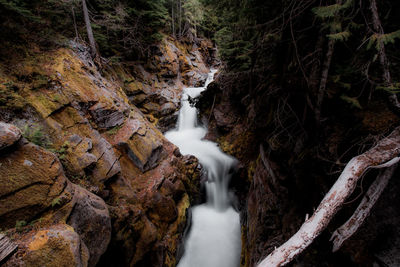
[
  {"xmin": 15, "ymin": 220, "xmax": 27, "ymax": 232},
  {"xmin": 21, "ymin": 124, "xmax": 52, "ymax": 148},
  {"xmin": 0, "ymin": 84, "xmax": 26, "ymax": 110},
  {"xmin": 51, "ymin": 197, "xmax": 62, "ymax": 207},
  {"xmin": 247, "ymin": 159, "xmax": 257, "ymax": 182},
  {"xmin": 106, "ymin": 125, "xmax": 122, "ymax": 135},
  {"xmin": 31, "ymin": 73, "xmax": 49, "ymax": 90}
]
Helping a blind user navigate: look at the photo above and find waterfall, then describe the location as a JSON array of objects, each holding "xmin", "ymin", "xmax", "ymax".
[{"xmin": 165, "ymin": 70, "xmax": 241, "ymax": 267}]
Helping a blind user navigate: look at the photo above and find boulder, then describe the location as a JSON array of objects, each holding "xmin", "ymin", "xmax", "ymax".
[
  {"xmin": 0, "ymin": 139, "xmax": 68, "ymax": 228},
  {"xmin": 145, "ymin": 191, "xmax": 178, "ymax": 223},
  {"xmin": 160, "ymin": 102, "xmax": 177, "ymax": 116},
  {"xmin": 48, "ymin": 106, "xmax": 121, "ymax": 184},
  {"xmin": 4, "ymin": 224, "xmax": 89, "ymax": 267},
  {"xmin": 110, "ymin": 115, "xmax": 165, "ymax": 172},
  {"xmin": 67, "ymin": 185, "xmax": 111, "ymax": 267},
  {"xmin": 213, "ymin": 102, "xmax": 237, "ymax": 130},
  {"xmin": 89, "ymin": 102, "xmax": 126, "ymax": 129},
  {"xmin": 0, "ymin": 122, "xmax": 21, "ymax": 150}
]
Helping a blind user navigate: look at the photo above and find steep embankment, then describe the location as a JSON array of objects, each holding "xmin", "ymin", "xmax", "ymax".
[
  {"xmin": 197, "ymin": 72, "xmax": 400, "ymax": 266},
  {"xmin": 0, "ymin": 37, "xmax": 214, "ymax": 266}
]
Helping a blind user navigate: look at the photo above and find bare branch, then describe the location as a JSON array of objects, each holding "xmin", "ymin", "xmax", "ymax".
[{"xmin": 330, "ymin": 164, "xmax": 397, "ymax": 252}]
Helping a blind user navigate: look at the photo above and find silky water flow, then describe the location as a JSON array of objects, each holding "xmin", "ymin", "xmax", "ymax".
[{"xmin": 165, "ymin": 70, "xmax": 241, "ymax": 267}]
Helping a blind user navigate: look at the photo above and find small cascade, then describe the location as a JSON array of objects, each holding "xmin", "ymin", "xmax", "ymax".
[{"xmin": 165, "ymin": 70, "xmax": 241, "ymax": 267}]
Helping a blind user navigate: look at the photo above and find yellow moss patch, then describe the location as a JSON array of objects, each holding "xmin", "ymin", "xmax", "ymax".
[{"xmin": 28, "ymin": 230, "xmax": 49, "ymax": 251}]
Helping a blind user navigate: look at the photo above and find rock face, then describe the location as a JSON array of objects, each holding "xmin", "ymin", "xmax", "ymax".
[
  {"xmin": 0, "ymin": 135, "xmax": 111, "ymax": 267},
  {"xmin": 67, "ymin": 186, "xmax": 112, "ymax": 267},
  {"xmin": 117, "ymin": 37, "xmax": 212, "ymax": 132},
  {"xmin": 245, "ymin": 151, "xmax": 293, "ymax": 267},
  {"xmin": 0, "ymin": 138, "xmax": 68, "ymax": 228},
  {"xmin": 0, "ymin": 35, "xmax": 211, "ymax": 267}
]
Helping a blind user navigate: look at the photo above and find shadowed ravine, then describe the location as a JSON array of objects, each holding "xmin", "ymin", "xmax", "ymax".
[{"xmin": 165, "ymin": 70, "xmax": 241, "ymax": 267}]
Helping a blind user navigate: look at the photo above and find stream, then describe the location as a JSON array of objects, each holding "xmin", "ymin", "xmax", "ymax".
[{"xmin": 165, "ymin": 70, "xmax": 241, "ymax": 267}]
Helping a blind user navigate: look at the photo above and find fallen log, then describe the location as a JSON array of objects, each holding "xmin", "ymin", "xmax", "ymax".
[{"xmin": 257, "ymin": 127, "xmax": 400, "ymax": 267}]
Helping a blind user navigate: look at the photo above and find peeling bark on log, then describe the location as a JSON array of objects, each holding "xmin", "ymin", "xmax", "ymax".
[
  {"xmin": 0, "ymin": 234, "xmax": 17, "ymax": 263},
  {"xmin": 257, "ymin": 127, "xmax": 400, "ymax": 267},
  {"xmin": 330, "ymin": 164, "xmax": 397, "ymax": 252}
]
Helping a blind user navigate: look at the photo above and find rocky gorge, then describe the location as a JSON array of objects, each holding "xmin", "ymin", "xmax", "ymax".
[
  {"xmin": 0, "ymin": 37, "xmax": 214, "ymax": 267},
  {"xmin": 2, "ymin": 0, "xmax": 400, "ymax": 266}
]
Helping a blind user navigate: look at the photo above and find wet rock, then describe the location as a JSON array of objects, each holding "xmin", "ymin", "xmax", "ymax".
[
  {"xmin": 146, "ymin": 191, "xmax": 178, "ymax": 223},
  {"xmin": 91, "ymin": 136, "xmax": 121, "ymax": 182},
  {"xmin": 0, "ymin": 131, "xmax": 111, "ymax": 266},
  {"xmin": 130, "ymin": 93, "xmax": 147, "ymax": 106},
  {"xmin": 67, "ymin": 185, "xmax": 111, "ymax": 267},
  {"xmin": 4, "ymin": 224, "xmax": 89, "ymax": 267},
  {"xmin": 48, "ymin": 106, "xmax": 121, "ymax": 184},
  {"xmin": 160, "ymin": 102, "xmax": 177, "ymax": 116},
  {"xmin": 89, "ymin": 102, "xmax": 125, "ymax": 129},
  {"xmin": 213, "ymin": 102, "xmax": 237, "ymax": 130},
  {"xmin": 0, "ymin": 139, "xmax": 68, "ymax": 228},
  {"xmin": 141, "ymin": 102, "xmax": 161, "ymax": 117},
  {"xmin": 156, "ymin": 41, "xmax": 180, "ymax": 78},
  {"xmin": 157, "ymin": 113, "xmax": 179, "ymax": 133},
  {"xmin": 182, "ymin": 71, "xmax": 208, "ymax": 87},
  {"xmin": 0, "ymin": 122, "xmax": 21, "ymax": 150},
  {"xmin": 63, "ymin": 135, "xmax": 97, "ymax": 176},
  {"xmin": 111, "ymin": 116, "xmax": 164, "ymax": 172},
  {"xmin": 0, "ymin": 36, "xmax": 215, "ymax": 267}
]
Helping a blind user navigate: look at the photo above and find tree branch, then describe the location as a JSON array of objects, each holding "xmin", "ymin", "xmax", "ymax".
[{"xmin": 330, "ymin": 164, "xmax": 397, "ymax": 252}]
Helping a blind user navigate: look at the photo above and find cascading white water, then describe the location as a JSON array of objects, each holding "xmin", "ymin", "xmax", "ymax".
[{"xmin": 165, "ymin": 70, "xmax": 241, "ymax": 267}]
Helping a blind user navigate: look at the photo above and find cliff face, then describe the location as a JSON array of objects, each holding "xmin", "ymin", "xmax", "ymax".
[{"xmin": 0, "ymin": 37, "xmax": 214, "ymax": 266}]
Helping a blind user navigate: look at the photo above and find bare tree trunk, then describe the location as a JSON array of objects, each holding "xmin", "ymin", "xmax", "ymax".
[
  {"xmin": 314, "ymin": 0, "xmax": 342, "ymax": 123},
  {"xmin": 71, "ymin": 7, "xmax": 79, "ymax": 40},
  {"xmin": 257, "ymin": 126, "xmax": 400, "ymax": 267},
  {"xmin": 172, "ymin": 0, "xmax": 176, "ymax": 38},
  {"xmin": 369, "ymin": 0, "xmax": 400, "ymax": 114},
  {"xmin": 315, "ymin": 38, "xmax": 335, "ymax": 123},
  {"xmin": 178, "ymin": 0, "xmax": 182, "ymax": 38},
  {"xmin": 309, "ymin": 34, "xmax": 325, "ymax": 92},
  {"xmin": 82, "ymin": 0, "xmax": 99, "ymax": 60},
  {"xmin": 330, "ymin": 164, "xmax": 397, "ymax": 252}
]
